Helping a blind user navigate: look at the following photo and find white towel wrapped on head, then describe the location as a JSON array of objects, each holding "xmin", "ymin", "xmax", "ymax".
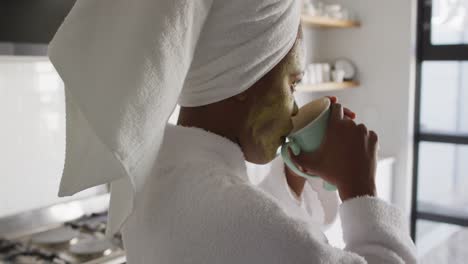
[{"xmin": 48, "ymin": 0, "xmax": 301, "ymax": 236}]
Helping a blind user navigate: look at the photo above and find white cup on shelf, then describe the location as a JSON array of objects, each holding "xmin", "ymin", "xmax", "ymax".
[
  {"xmin": 305, "ymin": 1, "xmax": 325, "ymax": 16},
  {"xmin": 322, "ymin": 63, "xmax": 331, "ymax": 82},
  {"xmin": 307, "ymin": 64, "xmax": 317, "ymax": 84},
  {"xmin": 314, "ymin": 64, "xmax": 323, "ymax": 83},
  {"xmin": 331, "ymin": 69, "xmax": 345, "ymax": 82},
  {"xmin": 324, "ymin": 4, "xmax": 342, "ymax": 19}
]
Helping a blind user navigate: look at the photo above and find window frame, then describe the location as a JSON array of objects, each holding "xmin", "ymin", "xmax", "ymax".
[{"xmin": 411, "ymin": 0, "xmax": 468, "ymax": 239}]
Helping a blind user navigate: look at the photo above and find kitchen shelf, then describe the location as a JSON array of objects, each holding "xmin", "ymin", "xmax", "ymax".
[
  {"xmin": 301, "ymin": 14, "xmax": 360, "ymax": 28},
  {"xmin": 296, "ymin": 81, "xmax": 359, "ymax": 92}
]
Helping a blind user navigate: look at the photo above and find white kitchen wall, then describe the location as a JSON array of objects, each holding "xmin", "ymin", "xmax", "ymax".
[
  {"xmin": 299, "ymin": 0, "xmax": 418, "ymax": 215},
  {"xmin": 0, "ymin": 56, "xmax": 106, "ymax": 218}
]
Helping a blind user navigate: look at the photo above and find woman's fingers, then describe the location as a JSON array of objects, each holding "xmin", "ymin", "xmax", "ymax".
[
  {"xmin": 330, "ymin": 103, "xmax": 344, "ymax": 122},
  {"xmin": 344, "ymin": 107, "xmax": 356, "ymax": 119},
  {"xmin": 288, "ymin": 148, "xmax": 323, "ymax": 175},
  {"xmin": 288, "ymin": 148, "xmax": 307, "ymax": 173},
  {"xmin": 326, "ymin": 96, "xmax": 355, "ymax": 119},
  {"xmin": 326, "ymin": 96, "xmax": 337, "ymax": 104},
  {"xmin": 369, "ymin": 130, "xmax": 378, "ymax": 143},
  {"xmin": 369, "ymin": 130, "xmax": 379, "ymax": 153},
  {"xmin": 357, "ymin": 123, "xmax": 368, "ymax": 135}
]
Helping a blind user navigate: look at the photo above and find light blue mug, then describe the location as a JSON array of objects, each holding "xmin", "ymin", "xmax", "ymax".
[{"xmin": 280, "ymin": 98, "xmax": 337, "ymax": 191}]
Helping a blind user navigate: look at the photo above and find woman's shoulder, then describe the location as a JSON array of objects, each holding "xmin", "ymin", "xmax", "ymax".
[{"xmin": 203, "ymin": 175, "xmax": 314, "ymax": 232}]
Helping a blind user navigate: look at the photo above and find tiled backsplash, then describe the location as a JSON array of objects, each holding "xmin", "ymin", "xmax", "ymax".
[
  {"xmin": 0, "ymin": 56, "xmax": 106, "ymax": 218},
  {"xmin": 0, "ymin": 43, "xmax": 48, "ymax": 56}
]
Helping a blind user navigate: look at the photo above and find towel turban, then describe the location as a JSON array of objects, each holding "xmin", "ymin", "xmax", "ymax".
[{"xmin": 48, "ymin": 0, "xmax": 301, "ymax": 236}]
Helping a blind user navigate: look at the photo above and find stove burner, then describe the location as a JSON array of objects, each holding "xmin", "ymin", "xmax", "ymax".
[
  {"xmin": 69, "ymin": 238, "xmax": 114, "ymax": 256},
  {"xmin": 5, "ymin": 250, "xmax": 67, "ymax": 264},
  {"xmin": 1, "ymin": 239, "xmax": 68, "ymax": 264},
  {"xmin": 0, "ymin": 207, "xmax": 125, "ymax": 263},
  {"xmin": 30, "ymin": 227, "xmax": 79, "ymax": 245},
  {"xmin": 65, "ymin": 213, "xmax": 107, "ymax": 233},
  {"xmin": 0, "ymin": 238, "xmax": 23, "ymax": 254}
]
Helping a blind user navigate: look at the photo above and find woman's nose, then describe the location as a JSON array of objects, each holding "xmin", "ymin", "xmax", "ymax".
[{"xmin": 292, "ymin": 101, "xmax": 299, "ymax": 116}]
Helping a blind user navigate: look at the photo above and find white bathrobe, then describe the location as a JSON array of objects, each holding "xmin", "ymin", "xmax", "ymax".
[
  {"xmin": 251, "ymin": 156, "xmax": 340, "ymax": 230},
  {"xmin": 121, "ymin": 125, "xmax": 417, "ymax": 263}
]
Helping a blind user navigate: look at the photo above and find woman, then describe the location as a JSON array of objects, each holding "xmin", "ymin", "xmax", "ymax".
[{"xmin": 49, "ymin": 0, "xmax": 416, "ymax": 263}]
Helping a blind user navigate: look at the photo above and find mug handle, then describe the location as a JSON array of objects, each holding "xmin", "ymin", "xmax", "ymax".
[{"xmin": 280, "ymin": 141, "xmax": 337, "ymax": 192}]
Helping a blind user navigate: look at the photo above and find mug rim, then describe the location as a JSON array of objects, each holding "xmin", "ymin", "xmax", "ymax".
[{"xmin": 289, "ymin": 97, "xmax": 331, "ymax": 137}]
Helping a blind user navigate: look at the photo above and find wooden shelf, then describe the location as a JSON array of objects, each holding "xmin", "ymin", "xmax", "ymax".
[
  {"xmin": 296, "ymin": 81, "xmax": 359, "ymax": 92},
  {"xmin": 301, "ymin": 14, "xmax": 360, "ymax": 28}
]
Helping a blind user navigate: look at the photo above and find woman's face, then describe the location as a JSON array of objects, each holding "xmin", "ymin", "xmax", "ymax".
[{"xmin": 240, "ymin": 36, "xmax": 305, "ymax": 164}]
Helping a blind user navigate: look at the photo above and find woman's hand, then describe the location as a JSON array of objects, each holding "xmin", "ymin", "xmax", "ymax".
[
  {"xmin": 289, "ymin": 102, "xmax": 379, "ymax": 201},
  {"xmin": 284, "ymin": 96, "xmax": 357, "ymax": 198}
]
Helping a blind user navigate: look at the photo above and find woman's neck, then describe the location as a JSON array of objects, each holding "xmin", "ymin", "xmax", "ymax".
[{"xmin": 177, "ymin": 106, "xmax": 240, "ymax": 146}]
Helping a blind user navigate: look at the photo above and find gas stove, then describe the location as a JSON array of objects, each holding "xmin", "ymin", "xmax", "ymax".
[{"xmin": 0, "ymin": 195, "xmax": 126, "ymax": 264}]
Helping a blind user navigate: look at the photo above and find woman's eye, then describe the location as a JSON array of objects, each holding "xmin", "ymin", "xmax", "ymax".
[
  {"xmin": 290, "ymin": 79, "xmax": 302, "ymax": 92},
  {"xmin": 290, "ymin": 83, "xmax": 297, "ymax": 92},
  {"xmin": 289, "ymin": 84, "xmax": 296, "ymax": 93}
]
